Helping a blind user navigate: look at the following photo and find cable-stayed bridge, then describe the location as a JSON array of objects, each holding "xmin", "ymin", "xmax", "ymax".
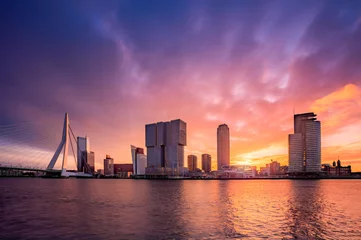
[{"xmin": 0, "ymin": 113, "xmax": 93, "ymax": 178}]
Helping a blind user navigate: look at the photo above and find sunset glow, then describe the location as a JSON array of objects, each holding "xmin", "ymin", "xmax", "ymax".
[{"xmin": 1, "ymin": 1, "xmax": 361, "ymax": 171}]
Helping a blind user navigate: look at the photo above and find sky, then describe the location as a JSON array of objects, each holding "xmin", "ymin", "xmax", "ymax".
[{"xmin": 1, "ymin": 0, "xmax": 361, "ymax": 171}]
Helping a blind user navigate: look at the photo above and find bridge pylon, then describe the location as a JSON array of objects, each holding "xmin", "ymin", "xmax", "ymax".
[{"xmin": 47, "ymin": 113, "xmax": 69, "ymax": 177}]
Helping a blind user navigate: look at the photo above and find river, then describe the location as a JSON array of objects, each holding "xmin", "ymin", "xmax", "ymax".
[{"xmin": 1, "ymin": 179, "xmax": 361, "ymax": 239}]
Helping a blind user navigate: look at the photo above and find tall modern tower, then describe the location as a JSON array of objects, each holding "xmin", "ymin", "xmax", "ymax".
[
  {"xmin": 289, "ymin": 112, "xmax": 321, "ymax": 173},
  {"xmin": 217, "ymin": 124, "xmax": 230, "ymax": 170},
  {"xmin": 77, "ymin": 136, "xmax": 90, "ymax": 172},
  {"xmin": 145, "ymin": 119, "xmax": 186, "ymax": 170}
]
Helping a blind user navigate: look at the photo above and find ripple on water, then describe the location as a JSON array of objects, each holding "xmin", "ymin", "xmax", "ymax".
[{"xmin": 1, "ymin": 179, "xmax": 361, "ymax": 239}]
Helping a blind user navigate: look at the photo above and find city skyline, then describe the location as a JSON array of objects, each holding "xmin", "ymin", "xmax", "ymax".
[{"xmin": 1, "ymin": 1, "xmax": 361, "ymax": 171}]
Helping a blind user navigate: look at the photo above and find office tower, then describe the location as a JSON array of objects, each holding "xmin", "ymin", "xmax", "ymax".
[
  {"xmin": 131, "ymin": 145, "xmax": 147, "ymax": 175},
  {"xmin": 77, "ymin": 136, "xmax": 89, "ymax": 172},
  {"xmin": 288, "ymin": 133, "xmax": 303, "ymax": 172},
  {"xmin": 288, "ymin": 112, "xmax": 321, "ymax": 173},
  {"xmin": 217, "ymin": 124, "xmax": 230, "ymax": 170},
  {"xmin": 201, "ymin": 154, "xmax": 212, "ymax": 172},
  {"xmin": 103, "ymin": 155, "xmax": 114, "ymax": 176},
  {"xmin": 86, "ymin": 151, "xmax": 95, "ymax": 174},
  {"xmin": 187, "ymin": 155, "xmax": 197, "ymax": 172},
  {"xmin": 145, "ymin": 119, "xmax": 186, "ymax": 169}
]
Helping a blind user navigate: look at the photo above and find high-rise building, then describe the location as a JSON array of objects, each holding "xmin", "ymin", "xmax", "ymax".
[
  {"xmin": 77, "ymin": 136, "xmax": 90, "ymax": 172},
  {"xmin": 217, "ymin": 124, "xmax": 230, "ymax": 170},
  {"xmin": 201, "ymin": 154, "xmax": 212, "ymax": 172},
  {"xmin": 288, "ymin": 112, "xmax": 321, "ymax": 173},
  {"xmin": 86, "ymin": 151, "xmax": 95, "ymax": 174},
  {"xmin": 145, "ymin": 119, "xmax": 186, "ymax": 170},
  {"xmin": 104, "ymin": 155, "xmax": 114, "ymax": 176},
  {"xmin": 288, "ymin": 133, "xmax": 303, "ymax": 172},
  {"xmin": 131, "ymin": 145, "xmax": 147, "ymax": 175},
  {"xmin": 187, "ymin": 155, "xmax": 197, "ymax": 172}
]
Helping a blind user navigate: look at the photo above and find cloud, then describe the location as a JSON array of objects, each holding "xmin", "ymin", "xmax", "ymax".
[
  {"xmin": 1, "ymin": 1, "xmax": 361, "ymax": 171},
  {"xmin": 310, "ymin": 84, "xmax": 361, "ymax": 132}
]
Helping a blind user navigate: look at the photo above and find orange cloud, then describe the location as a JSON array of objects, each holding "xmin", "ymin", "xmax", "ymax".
[{"xmin": 310, "ymin": 83, "xmax": 361, "ymax": 131}]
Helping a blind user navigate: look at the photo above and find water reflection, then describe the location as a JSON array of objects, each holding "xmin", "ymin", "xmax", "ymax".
[
  {"xmin": 287, "ymin": 181, "xmax": 328, "ymax": 239},
  {"xmin": 214, "ymin": 181, "xmax": 245, "ymax": 238},
  {"xmin": 144, "ymin": 180, "xmax": 188, "ymax": 239}
]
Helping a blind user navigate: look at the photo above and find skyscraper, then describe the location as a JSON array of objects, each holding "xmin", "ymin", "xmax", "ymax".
[
  {"xmin": 288, "ymin": 133, "xmax": 303, "ymax": 172},
  {"xmin": 187, "ymin": 155, "xmax": 197, "ymax": 172},
  {"xmin": 145, "ymin": 119, "xmax": 186, "ymax": 170},
  {"xmin": 217, "ymin": 124, "xmax": 230, "ymax": 170},
  {"xmin": 104, "ymin": 155, "xmax": 114, "ymax": 176},
  {"xmin": 77, "ymin": 136, "xmax": 89, "ymax": 172},
  {"xmin": 289, "ymin": 112, "xmax": 321, "ymax": 173},
  {"xmin": 201, "ymin": 154, "xmax": 212, "ymax": 172},
  {"xmin": 131, "ymin": 145, "xmax": 147, "ymax": 175}
]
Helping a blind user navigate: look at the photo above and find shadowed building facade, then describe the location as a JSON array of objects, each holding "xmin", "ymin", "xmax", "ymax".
[
  {"xmin": 289, "ymin": 112, "xmax": 321, "ymax": 174},
  {"xmin": 104, "ymin": 155, "xmax": 114, "ymax": 176},
  {"xmin": 217, "ymin": 124, "xmax": 230, "ymax": 170},
  {"xmin": 145, "ymin": 119, "xmax": 187, "ymax": 175},
  {"xmin": 187, "ymin": 155, "xmax": 197, "ymax": 172},
  {"xmin": 201, "ymin": 154, "xmax": 212, "ymax": 173},
  {"xmin": 77, "ymin": 136, "xmax": 89, "ymax": 172},
  {"xmin": 86, "ymin": 151, "xmax": 95, "ymax": 174}
]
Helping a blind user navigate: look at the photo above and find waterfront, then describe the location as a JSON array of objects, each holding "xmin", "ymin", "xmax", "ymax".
[{"xmin": 1, "ymin": 179, "xmax": 361, "ymax": 239}]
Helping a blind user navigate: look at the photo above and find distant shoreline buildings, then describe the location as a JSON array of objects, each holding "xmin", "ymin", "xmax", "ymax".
[
  {"xmin": 92, "ymin": 112, "xmax": 353, "ymax": 179},
  {"xmin": 2, "ymin": 111, "xmax": 358, "ymax": 179}
]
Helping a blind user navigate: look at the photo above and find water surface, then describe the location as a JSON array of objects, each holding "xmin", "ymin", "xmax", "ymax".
[{"xmin": 1, "ymin": 179, "xmax": 361, "ymax": 239}]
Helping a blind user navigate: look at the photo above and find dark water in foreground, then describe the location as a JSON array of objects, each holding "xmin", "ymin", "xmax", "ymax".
[{"xmin": 1, "ymin": 179, "xmax": 361, "ymax": 240}]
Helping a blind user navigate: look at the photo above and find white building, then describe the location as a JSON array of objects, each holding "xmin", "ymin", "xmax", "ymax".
[
  {"xmin": 131, "ymin": 145, "xmax": 147, "ymax": 175},
  {"xmin": 221, "ymin": 165, "xmax": 257, "ymax": 178},
  {"xmin": 217, "ymin": 124, "xmax": 230, "ymax": 170}
]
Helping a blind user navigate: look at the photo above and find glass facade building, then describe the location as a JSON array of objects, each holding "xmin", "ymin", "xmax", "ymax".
[
  {"xmin": 289, "ymin": 112, "xmax": 321, "ymax": 173},
  {"xmin": 77, "ymin": 136, "xmax": 89, "ymax": 172}
]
